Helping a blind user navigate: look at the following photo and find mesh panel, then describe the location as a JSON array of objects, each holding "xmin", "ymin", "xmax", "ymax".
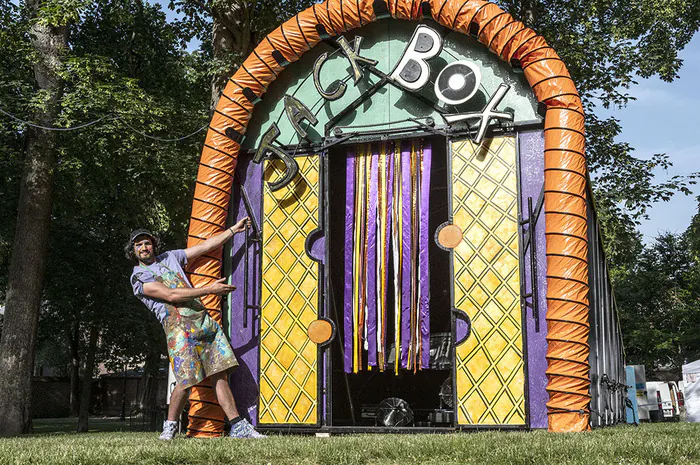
[
  {"xmin": 258, "ymin": 156, "xmax": 320, "ymax": 425},
  {"xmin": 451, "ymin": 137, "xmax": 526, "ymax": 426}
]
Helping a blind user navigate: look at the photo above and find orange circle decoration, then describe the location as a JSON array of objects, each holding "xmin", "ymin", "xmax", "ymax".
[
  {"xmin": 437, "ymin": 224, "xmax": 463, "ymax": 249},
  {"xmin": 307, "ymin": 319, "xmax": 334, "ymax": 345}
]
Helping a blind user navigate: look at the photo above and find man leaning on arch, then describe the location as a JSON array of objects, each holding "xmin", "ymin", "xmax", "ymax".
[{"xmin": 126, "ymin": 218, "xmax": 265, "ymax": 440}]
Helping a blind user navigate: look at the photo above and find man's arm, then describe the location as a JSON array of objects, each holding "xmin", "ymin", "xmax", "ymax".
[
  {"xmin": 142, "ymin": 278, "xmax": 235, "ymax": 304},
  {"xmin": 184, "ymin": 217, "xmax": 249, "ymax": 262}
]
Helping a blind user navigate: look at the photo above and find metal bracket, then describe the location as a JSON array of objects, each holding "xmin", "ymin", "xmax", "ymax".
[
  {"xmin": 332, "ymin": 117, "xmax": 445, "ymax": 140},
  {"xmin": 518, "ymin": 187, "xmax": 545, "ymax": 332},
  {"xmin": 236, "ymin": 172, "xmax": 263, "ymax": 328},
  {"xmin": 237, "ymin": 176, "xmax": 262, "ymax": 242},
  {"xmin": 324, "ymin": 75, "xmax": 389, "ymax": 135}
]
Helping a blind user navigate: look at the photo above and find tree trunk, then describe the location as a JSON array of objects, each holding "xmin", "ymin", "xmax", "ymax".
[
  {"xmin": 77, "ymin": 325, "xmax": 98, "ymax": 433},
  {"xmin": 210, "ymin": 3, "xmax": 253, "ymax": 109},
  {"xmin": 69, "ymin": 320, "xmax": 80, "ymax": 416},
  {"xmin": 210, "ymin": 18, "xmax": 237, "ymax": 109},
  {"xmin": 0, "ymin": 0, "xmax": 67, "ymax": 437}
]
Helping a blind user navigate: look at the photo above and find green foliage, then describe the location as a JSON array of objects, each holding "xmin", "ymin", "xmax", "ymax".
[
  {"xmin": 0, "ymin": 0, "xmax": 318, "ymax": 393},
  {"xmin": 498, "ymin": 0, "xmax": 700, "ymax": 102},
  {"xmin": 687, "ymin": 195, "xmax": 700, "ymax": 259},
  {"xmin": 1, "ymin": 0, "xmax": 321, "ymax": 381},
  {"xmin": 42, "ymin": 0, "xmax": 210, "ymax": 372},
  {"xmin": 0, "ymin": 1, "xmax": 31, "ymax": 299},
  {"xmin": 615, "ymin": 205, "xmax": 700, "ymax": 376},
  {"xmin": 36, "ymin": 0, "xmax": 91, "ymax": 27},
  {"xmin": 0, "ymin": 0, "xmax": 211, "ymax": 376},
  {"xmin": 170, "ymin": 0, "xmax": 316, "ymax": 44},
  {"xmin": 169, "ymin": 0, "xmax": 315, "ymax": 75}
]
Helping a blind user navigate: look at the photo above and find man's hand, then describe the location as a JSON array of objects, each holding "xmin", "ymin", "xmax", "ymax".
[
  {"xmin": 207, "ymin": 278, "xmax": 236, "ymax": 296},
  {"xmin": 229, "ymin": 217, "xmax": 250, "ymax": 235}
]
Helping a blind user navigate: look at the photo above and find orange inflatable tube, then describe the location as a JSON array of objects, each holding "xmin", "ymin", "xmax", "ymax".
[{"xmin": 187, "ymin": 0, "xmax": 590, "ymax": 434}]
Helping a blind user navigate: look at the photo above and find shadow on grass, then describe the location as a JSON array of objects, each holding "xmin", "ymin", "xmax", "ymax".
[{"xmin": 32, "ymin": 416, "xmax": 152, "ymax": 435}]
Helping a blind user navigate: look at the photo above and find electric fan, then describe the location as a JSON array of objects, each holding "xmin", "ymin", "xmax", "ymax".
[{"xmin": 376, "ymin": 397, "xmax": 414, "ymax": 427}]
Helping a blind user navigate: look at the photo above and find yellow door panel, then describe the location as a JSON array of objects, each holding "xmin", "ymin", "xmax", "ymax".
[
  {"xmin": 258, "ymin": 156, "xmax": 320, "ymax": 425},
  {"xmin": 451, "ymin": 137, "xmax": 526, "ymax": 426}
]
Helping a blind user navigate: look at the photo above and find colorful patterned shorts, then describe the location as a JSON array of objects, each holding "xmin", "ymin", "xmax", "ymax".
[{"xmin": 163, "ymin": 306, "xmax": 239, "ymax": 388}]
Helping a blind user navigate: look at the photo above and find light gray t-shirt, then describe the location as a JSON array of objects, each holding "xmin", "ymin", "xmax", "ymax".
[{"xmin": 130, "ymin": 249, "xmax": 190, "ymax": 323}]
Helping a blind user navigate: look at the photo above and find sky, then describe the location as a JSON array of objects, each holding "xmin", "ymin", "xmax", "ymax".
[{"xmin": 600, "ymin": 36, "xmax": 700, "ymax": 242}]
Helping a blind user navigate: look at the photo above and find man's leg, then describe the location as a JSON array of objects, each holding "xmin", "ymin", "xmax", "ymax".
[
  {"xmin": 167, "ymin": 382, "xmax": 189, "ymax": 421},
  {"xmin": 211, "ymin": 372, "xmax": 240, "ymax": 420},
  {"xmin": 160, "ymin": 382, "xmax": 189, "ymax": 440},
  {"xmin": 211, "ymin": 372, "xmax": 265, "ymax": 438}
]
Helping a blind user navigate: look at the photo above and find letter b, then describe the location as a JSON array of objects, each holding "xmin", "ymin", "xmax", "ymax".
[{"xmin": 390, "ymin": 25, "xmax": 443, "ymax": 91}]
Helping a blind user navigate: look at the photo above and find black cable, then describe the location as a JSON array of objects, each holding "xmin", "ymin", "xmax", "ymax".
[
  {"xmin": 119, "ymin": 118, "xmax": 207, "ymax": 142},
  {"xmin": 0, "ymin": 108, "xmax": 114, "ymax": 131},
  {"xmin": 0, "ymin": 107, "xmax": 208, "ymax": 142}
]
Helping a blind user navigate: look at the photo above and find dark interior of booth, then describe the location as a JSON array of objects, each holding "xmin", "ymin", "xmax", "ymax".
[{"xmin": 326, "ymin": 134, "xmax": 454, "ymax": 427}]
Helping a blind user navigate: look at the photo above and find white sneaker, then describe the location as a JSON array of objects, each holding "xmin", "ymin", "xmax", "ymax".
[
  {"xmin": 159, "ymin": 420, "xmax": 178, "ymax": 440},
  {"xmin": 228, "ymin": 418, "xmax": 266, "ymax": 438}
]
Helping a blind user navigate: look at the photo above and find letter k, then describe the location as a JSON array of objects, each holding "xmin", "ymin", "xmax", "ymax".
[{"xmin": 336, "ymin": 36, "xmax": 378, "ymax": 84}]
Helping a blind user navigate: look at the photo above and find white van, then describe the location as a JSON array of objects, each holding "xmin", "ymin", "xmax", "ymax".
[{"xmin": 646, "ymin": 381, "xmax": 681, "ymax": 421}]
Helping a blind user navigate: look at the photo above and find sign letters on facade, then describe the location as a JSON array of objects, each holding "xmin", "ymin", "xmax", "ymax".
[{"xmin": 253, "ymin": 24, "xmax": 514, "ymax": 191}]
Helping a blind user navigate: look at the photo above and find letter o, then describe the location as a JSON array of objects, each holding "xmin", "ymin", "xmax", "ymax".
[{"xmin": 434, "ymin": 61, "xmax": 481, "ymax": 106}]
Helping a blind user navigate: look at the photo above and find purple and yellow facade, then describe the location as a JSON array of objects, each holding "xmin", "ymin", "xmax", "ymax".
[{"xmin": 183, "ymin": 0, "xmax": 626, "ymax": 436}]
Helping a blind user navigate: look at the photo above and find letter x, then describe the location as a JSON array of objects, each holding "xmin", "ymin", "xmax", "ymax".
[{"xmin": 443, "ymin": 84, "xmax": 514, "ymax": 144}]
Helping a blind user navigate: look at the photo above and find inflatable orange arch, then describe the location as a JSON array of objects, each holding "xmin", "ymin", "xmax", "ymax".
[{"xmin": 185, "ymin": 0, "xmax": 589, "ymax": 434}]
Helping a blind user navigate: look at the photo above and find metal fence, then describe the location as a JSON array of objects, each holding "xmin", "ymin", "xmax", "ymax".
[{"xmin": 587, "ymin": 187, "xmax": 627, "ymax": 427}]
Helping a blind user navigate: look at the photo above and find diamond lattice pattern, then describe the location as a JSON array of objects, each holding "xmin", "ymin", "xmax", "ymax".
[
  {"xmin": 258, "ymin": 156, "xmax": 319, "ymax": 425},
  {"xmin": 451, "ymin": 137, "xmax": 525, "ymax": 425}
]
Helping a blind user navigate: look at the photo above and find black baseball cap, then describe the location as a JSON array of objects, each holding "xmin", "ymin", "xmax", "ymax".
[{"xmin": 128, "ymin": 229, "xmax": 155, "ymax": 246}]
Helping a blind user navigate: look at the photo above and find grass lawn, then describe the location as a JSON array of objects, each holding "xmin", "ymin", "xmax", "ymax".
[{"xmin": 0, "ymin": 422, "xmax": 698, "ymax": 464}]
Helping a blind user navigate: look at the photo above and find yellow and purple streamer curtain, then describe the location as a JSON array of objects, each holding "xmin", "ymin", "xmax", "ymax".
[{"xmin": 344, "ymin": 140, "xmax": 431, "ymax": 373}]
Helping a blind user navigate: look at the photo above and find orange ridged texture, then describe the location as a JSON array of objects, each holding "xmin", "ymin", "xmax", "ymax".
[{"xmin": 187, "ymin": 0, "xmax": 590, "ymax": 434}]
